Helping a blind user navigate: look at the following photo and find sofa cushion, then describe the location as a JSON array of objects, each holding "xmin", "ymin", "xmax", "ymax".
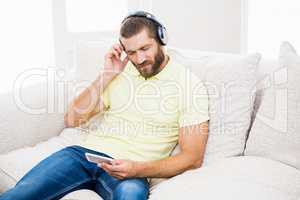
[
  {"xmin": 0, "ymin": 128, "xmax": 104, "ymax": 199},
  {"xmin": 148, "ymin": 156, "xmax": 300, "ymax": 200},
  {"xmin": 245, "ymin": 42, "xmax": 300, "ymax": 169},
  {"xmin": 62, "ymin": 189, "xmax": 102, "ymax": 200},
  {"xmin": 0, "ymin": 81, "xmax": 65, "ymax": 154},
  {"xmin": 169, "ymin": 49, "xmax": 261, "ymax": 165}
]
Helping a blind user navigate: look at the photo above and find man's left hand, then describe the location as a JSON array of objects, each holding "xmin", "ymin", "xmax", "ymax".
[{"xmin": 99, "ymin": 159, "xmax": 139, "ymax": 179}]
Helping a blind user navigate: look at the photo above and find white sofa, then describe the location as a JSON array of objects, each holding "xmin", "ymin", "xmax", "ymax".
[{"xmin": 0, "ymin": 43, "xmax": 300, "ymax": 200}]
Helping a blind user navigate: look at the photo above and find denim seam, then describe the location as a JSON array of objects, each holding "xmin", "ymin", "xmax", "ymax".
[
  {"xmin": 45, "ymin": 177, "xmax": 92, "ymax": 200},
  {"xmin": 96, "ymin": 177, "xmax": 113, "ymax": 200}
]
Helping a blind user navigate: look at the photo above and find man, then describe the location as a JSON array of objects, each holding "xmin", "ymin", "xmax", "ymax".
[{"xmin": 0, "ymin": 11, "xmax": 209, "ymax": 200}]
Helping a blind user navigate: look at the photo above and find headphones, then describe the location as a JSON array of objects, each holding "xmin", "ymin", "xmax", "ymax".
[{"xmin": 121, "ymin": 11, "xmax": 168, "ymax": 45}]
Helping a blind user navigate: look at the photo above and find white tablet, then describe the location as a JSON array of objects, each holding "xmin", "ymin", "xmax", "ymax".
[{"xmin": 85, "ymin": 153, "xmax": 113, "ymax": 164}]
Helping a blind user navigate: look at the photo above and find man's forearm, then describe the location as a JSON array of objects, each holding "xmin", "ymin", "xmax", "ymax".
[
  {"xmin": 134, "ymin": 152, "xmax": 202, "ymax": 178},
  {"xmin": 64, "ymin": 72, "xmax": 113, "ymax": 127}
]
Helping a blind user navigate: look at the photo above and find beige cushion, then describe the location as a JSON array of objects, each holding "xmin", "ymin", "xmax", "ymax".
[
  {"xmin": 148, "ymin": 156, "xmax": 300, "ymax": 200},
  {"xmin": 169, "ymin": 49, "xmax": 261, "ymax": 165},
  {"xmin": 0, "ymin": 81, "xmax": 65, "ymax": 154},
  {"xmin": 0, "ymin": 128, "xmax": 104, "ymax": 199},
  {"xmin": 245, "ymin": 42, "xmax": 300, "ymax": 169},
  {"xmin": 62, "ymin": 189, "xmax": 102, "ymax": 200}
]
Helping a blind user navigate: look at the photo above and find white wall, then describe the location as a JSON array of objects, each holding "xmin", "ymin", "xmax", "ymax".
[
  {"xmin": 152, "ymin": 0, "xmax": 243, "ymax": 53},
  {"xmin": 0, "ymin": 0, "xmax": 55, "ymax": 92},
  {"xmin": 52, "ymin": 0, "xmax": 244, "ymax": 70}
]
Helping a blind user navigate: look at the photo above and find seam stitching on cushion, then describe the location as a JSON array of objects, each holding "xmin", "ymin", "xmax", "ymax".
[{"xmin": 0, "ymin": 166, "xmax": 17, "ymax": 182}]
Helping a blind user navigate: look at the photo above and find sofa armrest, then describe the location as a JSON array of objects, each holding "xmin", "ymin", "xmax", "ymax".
[{"xmin": 0, "ymin": 81, "xmax": 65, "ymax": 154}]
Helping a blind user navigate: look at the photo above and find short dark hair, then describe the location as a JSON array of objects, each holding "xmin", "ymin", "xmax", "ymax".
[{"xmin": 120, "ymin": 17, "xmax": 159, "ymax": 44}]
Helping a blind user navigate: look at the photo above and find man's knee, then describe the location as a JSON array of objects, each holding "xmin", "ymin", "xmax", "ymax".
[{"xmin": 113, "ymin": 179, "xmax": 149, "ymax": 200}]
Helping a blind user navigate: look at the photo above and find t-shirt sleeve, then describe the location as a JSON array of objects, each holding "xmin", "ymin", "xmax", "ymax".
[{"xmin": 178, "ymin": 72, "xmax": 210, "ymax": 127}]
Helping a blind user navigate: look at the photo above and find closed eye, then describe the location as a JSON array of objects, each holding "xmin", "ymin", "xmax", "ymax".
[
  {"xmin": 127, "ymin": 51, "xmax": 135, "ymax": 56},
  {"xmin": 141, "ymin": 47, "xmax": 149, "ymax": 51}
]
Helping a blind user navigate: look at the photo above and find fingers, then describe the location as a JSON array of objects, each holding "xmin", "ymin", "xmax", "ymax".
[
  {"xmin": 111, "ymin": 172, "xmax": 126, "ymax": 180},
  {"xmin": 122, "ymin": 56, "xmax": 129, "ymax": 66},
  {"xmin": 113, "ymin": 44, "xmax": 123, "ymax": 54},
  {"xmin": 104, "ymin": 44, "xmax": 129, "ymax": 73},
  {"xmin": 111, "ymin": 48, "xmax": 120, "ymax": 59},
  {"xmin": 105, "ymin": 170, "xmax": 126, "ymax": 180},
  {"xmin": 106, "ymin": 44, "xmax": 123, "ymax": 60},
  {"xmin": 100, "ymin": 163, "xmax": 116, "ymax": 171},
  {"xmin": 111, "ymin": 159, "xmax": 123, "ymax": 165},
  {"xmin": 104, "ymin": 168, "xmax": 126, "ymax": 179},
  {"xmin": 112, "ymin": 44, "xmax": 123, "ymax": 58},
  {"xmin": 110, "ymin": 172, "xmax": 125, "ymax": 180},
  {"xmin": 100, "ymin": 163, "xmax": 126, "ymax": 179}
]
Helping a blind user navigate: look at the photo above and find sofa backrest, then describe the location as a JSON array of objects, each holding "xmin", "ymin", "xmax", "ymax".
[
  {"xmin": 73, "ymin": 40, "xmax": 279, "ymax": 86},
  {"xmin": 73, "ymin": 40, "xmax": 279, "ymax": 118}
]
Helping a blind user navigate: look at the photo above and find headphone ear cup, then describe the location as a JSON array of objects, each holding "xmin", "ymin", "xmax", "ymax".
[{"xmin": 157, "ymin": 26, "xmax": 168, "ymax": 45}]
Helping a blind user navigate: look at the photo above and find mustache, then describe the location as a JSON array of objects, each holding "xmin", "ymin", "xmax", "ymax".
[{"xmin": 137, "ymin": 60, "xmax": 153, "ymax": 68}]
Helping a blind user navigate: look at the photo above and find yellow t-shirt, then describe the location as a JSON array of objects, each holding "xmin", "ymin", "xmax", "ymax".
[{"xmin": 81, "ymin": 56, "xmax": 209, "ymax": 161}]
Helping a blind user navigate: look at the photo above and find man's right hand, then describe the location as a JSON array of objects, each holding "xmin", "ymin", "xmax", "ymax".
[
  {"xmin": 103, "ymin": 43, "xmax": 129, "ymax": 80},
  {"xmin": 64, "ymin": 43, "xmax": 130, "ymax": 128}
]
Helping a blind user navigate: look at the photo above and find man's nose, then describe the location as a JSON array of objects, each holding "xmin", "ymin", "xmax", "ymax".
[{"xmin": 137, "ymin": 52, "xmax": 146, "ymax": 64}]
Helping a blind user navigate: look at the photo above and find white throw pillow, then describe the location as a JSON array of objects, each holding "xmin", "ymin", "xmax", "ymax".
[
  {"xmin": 169, "ymin": 50, "xmax": 261, "ymax": 165},
  {"xmin": 202, "ymin": 53, "xmax": 261, "ymax": 165},
  {"xmin": 245, "ymin": 41, "xmax": 300, "ymax": 169}
]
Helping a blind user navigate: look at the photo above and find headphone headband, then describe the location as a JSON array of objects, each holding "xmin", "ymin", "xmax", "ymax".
[
  {"xmin": 121, "ymin": 11, "xmax": 168, "ymax": 45},
  {"xmin": 122, "ymin": 11, "xmax": 162, "ymax": 27}
]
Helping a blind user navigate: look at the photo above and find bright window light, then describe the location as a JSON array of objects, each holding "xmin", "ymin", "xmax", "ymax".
[
  {"xmin": 0, "ymin": 0, "xmax": 55, "ymax": 93},
  {"xmin": 66, "ymin": 0, "xmax": 128, "ymax": 32},
  {"xmin": 248, "ymin": 0, "xmax": 300, "ymax": 58}
]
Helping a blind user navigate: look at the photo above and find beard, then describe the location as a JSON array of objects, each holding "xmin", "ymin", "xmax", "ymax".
[{"xmin": 132, "ymin": 47, "xmax": 165, "ymax": 79}]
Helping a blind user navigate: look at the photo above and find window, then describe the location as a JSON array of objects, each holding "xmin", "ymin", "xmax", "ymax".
[
  {"xmin": 0, "ymin": 0, "xmax": 55, "ymax": 93},
  {"xmin": 66, "ymin": 0, "xmax": 128, "ymax": 32},
  {"xmin": 247, "ymin": 0, "xmax": 300, "ymax": 58}
]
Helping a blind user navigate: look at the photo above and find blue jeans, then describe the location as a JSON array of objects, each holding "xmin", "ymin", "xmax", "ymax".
[{"xmin": 0, "ymin": 145, "xmax": 149, "ymax": 200}]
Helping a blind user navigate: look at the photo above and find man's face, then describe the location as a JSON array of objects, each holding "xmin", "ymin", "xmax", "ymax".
[{"xmin": 120, "ymin": 29, "xmax": 165, "ymax": 79}]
